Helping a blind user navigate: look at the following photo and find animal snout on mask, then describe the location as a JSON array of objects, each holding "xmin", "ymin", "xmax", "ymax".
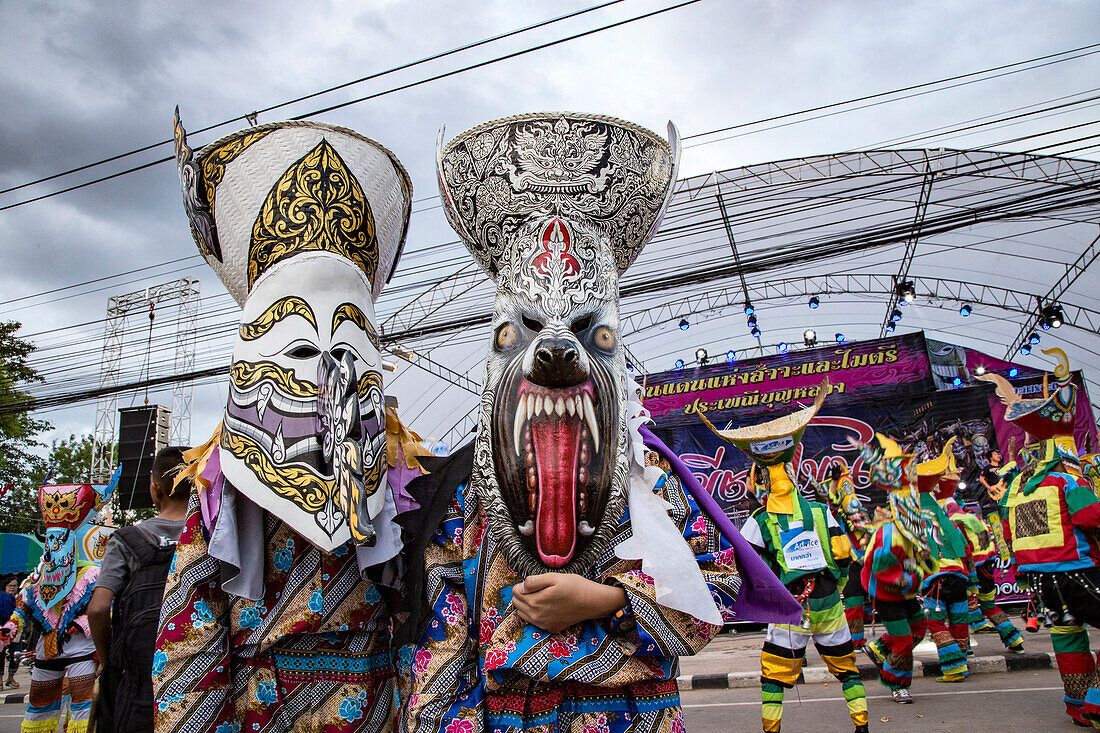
[{"xmin": 524, "ymin": 335, "xmax": 590, "ymax": 388}]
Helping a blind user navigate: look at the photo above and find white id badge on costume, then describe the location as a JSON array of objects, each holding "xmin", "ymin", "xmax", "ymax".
[{"xmin": 779, "ymin": 523, "xmax": 827, "ymax": 571}]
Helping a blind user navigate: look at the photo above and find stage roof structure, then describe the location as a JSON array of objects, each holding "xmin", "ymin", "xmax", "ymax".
[
  {"xmin": 374, "ymin": 148, "xmax": 1100, "ymax": 441},
  {"xmin": 16, "ymin": 148, "xmax": 1100, "ymax": 444}
]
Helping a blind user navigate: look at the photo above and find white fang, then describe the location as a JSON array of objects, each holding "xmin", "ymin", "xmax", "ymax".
[{"xmin": 581, "ymin": 393, "xmax": 600, "ymax": 452}]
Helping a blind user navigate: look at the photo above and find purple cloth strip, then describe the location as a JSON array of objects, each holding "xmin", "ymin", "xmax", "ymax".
[
  {"xmin": 640, "ymin": 424, "xmax": 802, "ymax": 625},
  {"xmin": 199, "ymin": 446, "xmax": 223, "ymax": 532},
  {"xmin": 389, "ymin": 447, "xmax": 424, "ymax": 516}
]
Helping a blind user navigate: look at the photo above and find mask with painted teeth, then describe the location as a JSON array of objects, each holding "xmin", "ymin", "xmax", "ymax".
[
  {"xmin": 437, "ymin": 113, "xmax": 679, "ymax": 576},
  {"xmin": 173, "ymin": 114, "xmax": 412, "ymax": 552}
]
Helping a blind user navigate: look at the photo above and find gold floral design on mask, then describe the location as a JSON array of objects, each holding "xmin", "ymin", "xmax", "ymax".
[
  {"xmin": 356, "ymin": 370, "xmax": 383, "ymax": 399},
  {"xmin": 238, "ymin": 296, "xmax": 317, "ymax": 341},
  {"xmin": 221, "ymin": 429, "xmax": 336, "ymax": 514},
  {"xmin": 231, "ymin": 361, "xmax": 317, "ymax": 398},
  {"xmin": 249, "ymin": 139, "xmax": 378, "ymax": 288},
  {"xmin": 332, "ymin": 302, "xmax": 380, "ymax": 349},
  {"xmin": 199, "ymin": 128, "xmax": 275, "ymax": 208}
]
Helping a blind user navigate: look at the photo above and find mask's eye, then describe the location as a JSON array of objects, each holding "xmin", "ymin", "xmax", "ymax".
[
  {"xmin": 285, "ymin": 344, "xmax": 321, "ymax": 359},
  {"xmin": 496, "ymin": 323, "xmax": 519, "ymax": 350},
  {"xmin": 521, "ymin": 315, "xmax": 544, "ymax": 333},
  {"xmin": 570, "ymin": 315, "xmax": 592, "ymax": 334},
  {"xmin": 593, "ymin": 325, "xmax": 617, "ymax": 351}
]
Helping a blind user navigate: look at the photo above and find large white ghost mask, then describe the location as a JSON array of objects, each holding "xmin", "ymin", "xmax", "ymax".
[
  {"xmin": 437, "ymin": 113, "xmax": 679, "ymax": 575},
  {"xmin": 223, "ymin": 253, "xmax": 386, "ymax": 550},
  {"xmin": 174, "ymin": 113, "xmax": 411, "ymax": 551}
]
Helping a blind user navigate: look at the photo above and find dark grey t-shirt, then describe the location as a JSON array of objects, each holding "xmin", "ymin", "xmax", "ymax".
[{"xmin": 94, "ymin": 516, "xmax": 185, "ymax": 595}]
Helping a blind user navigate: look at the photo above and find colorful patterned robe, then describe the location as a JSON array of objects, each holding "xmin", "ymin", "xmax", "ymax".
[
  {"xmin": 399, "ymin": 465, "xmax": 741, "ymax": 733},
  {"xmin": 153, "ymin": 489, "xmax": 399, "ymax": 733},
  {"xmin": 3, "ymin": 564, "xmax": 97, "ymax": 660}
]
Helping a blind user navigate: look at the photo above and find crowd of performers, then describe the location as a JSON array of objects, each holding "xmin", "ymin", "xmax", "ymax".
[
  {"xmin": 2, "ymin": 107, "xmax": 1098, "ymax": 733},
  {"xmin": 699, "ymin": 343, "xmax": 1100, "ymax": 731}
]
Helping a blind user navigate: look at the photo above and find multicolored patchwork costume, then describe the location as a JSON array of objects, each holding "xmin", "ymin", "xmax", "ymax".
[
  {"xmin": 0, "ymin": 474, "xmax": 117, "ymax": 733},
  {"xmin": 915, "ymin": 440, "xmax": 972, "ymax": 682},
  {"xmin": 704, "ymin": 382, "xmax": 868, "ymax": 733},
  {"xmin": 980, "ymin": 350, "xmax": 1100, "ymax": 727},
  {"xmin": 154, "ymin": 115, "xmax": 420, "ymax": 732},
  {"xmin": 949, "ymin": 497, "xmax": 1024, "ymax": 651},
  {"xmin": 816, "ymin": 464, "xmax": 874, "ymax": 649},
  {"xmin": 400, "ymin": 112, "xmax": 797, "ymax": 733},
  {"xmin": 860, "ymin": 435, "xmax": 932, "ymax": 697}
]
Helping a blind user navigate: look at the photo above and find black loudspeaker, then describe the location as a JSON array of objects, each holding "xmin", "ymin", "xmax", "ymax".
[{"xmin": 117, "ymin": 405, "xmax": 171, "ymax": 509}]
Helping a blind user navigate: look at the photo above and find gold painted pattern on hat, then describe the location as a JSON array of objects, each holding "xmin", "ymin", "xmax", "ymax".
[
  {"xmin": 199, "ymin": 128, "xmax": 275, "ymax": 208},
  {"xmin": 248, "ymin": 139, "xmax": 378, "ymax": 288}
]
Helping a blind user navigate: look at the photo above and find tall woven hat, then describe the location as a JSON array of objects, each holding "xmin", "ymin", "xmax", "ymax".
[
  {"xmin": 173, "ymin": 110, "xmax": 413, "ymax": 305},
  {"xmin": 436, "ymin": 112, "xmax": 679, "ymax": 279},
  {"xmin": 977, "ymin": 347, "xmax": 1077, "ymax": 441},
  {"xmin": 699, "ymin": 379, "xmax": 832, "ymax": 468}
]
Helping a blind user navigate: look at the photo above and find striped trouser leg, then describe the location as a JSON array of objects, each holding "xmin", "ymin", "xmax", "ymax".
[
  {"xmin": 842, "ymin": 563, "xmax": 868, "ymax": 648},
  {"xmin": 923, "ymin": 578, "xmax": 969, "ymax": 681},
  {"xmin": 810, "ymin": 592, "xmax": 868, "ymax": 727},
  {"xmin": 761, "ymin": 622, "xmax": 811, "ymax": 732},
  {"xmin": 23, "ymin": 665, "xmax": 64, "ymax": 733},
  {"xmin": 875, "ymin": 599, "xmax": 921, "ymax": 691},
  {"xmin": 976, "ymin": 562, "xmax": 1023, "ymax": 649},
  {"xmin": 968, "ymin": 588, "xmax": 994, "ymax": 632},
  {"xmin": 1052, "ymin": 624, "xmax": 1099, "ymax": 726}
]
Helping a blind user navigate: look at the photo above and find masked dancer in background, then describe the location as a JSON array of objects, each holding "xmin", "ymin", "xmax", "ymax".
[
  {"xmin": 979, "ymin": 349, "xmax": 1100, "ymax": 727},
  {"xmin": 941, "ymin": 459, "xmax": 1025, "ymax": 654},
  {"xmin": 154, "ymin": 114, "xmax": 428, "ymax": 732},
  {"xmin": 913, "ymin": 439, "xmax": 973, "ymax": 683},
  {"xmin": 0, "ymin": 473, "xmax": 117, "ymax": 733},
  {"xmin": 860, "ymin": 435, "xmax": 933, "ymax": 704},
  {"xmin": 399, "ymin": 112, "xmax": 798, "ymax": 733},
  {"xmin": 704, "ymin": 380, "xmax": 869, "ymax": 733},
  {"xmin": 817, "ymin": 462, "xmax": 874, "ymax": 650}
]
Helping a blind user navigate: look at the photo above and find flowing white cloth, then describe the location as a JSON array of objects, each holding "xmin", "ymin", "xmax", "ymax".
[{"xmin": 614, "ymin": 374, "xmax": 724, "ymax": 625}]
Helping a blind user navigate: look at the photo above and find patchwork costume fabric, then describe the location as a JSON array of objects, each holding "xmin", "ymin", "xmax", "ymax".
[
  {"xmin": 816, "ymin": 466, "xmax": 874, "ymax": 648},
  {"xmin": 979, "ymin": 350, "xmax": 1100, "ymax": 727},
  {"xmin": 704, "ymin": 383, "xmax": 868, "ymax": 733},
  {"xmin": 915, "ymin": 441, "xmax": 972, "ymax": 683},
  {"xmin": 400, "ymin": 112, "xmax": 796, "ymax": 733},
  {"xmin": 859, "ymin": 435, "xmax": 932, "ymax": 694},
  {"xmin": 0, "ymin": 475, "xmax": 117, "ymax": 733},
  {"xmin": 154, "ymin": 114, "xmax": 419, "ymax": 733}
]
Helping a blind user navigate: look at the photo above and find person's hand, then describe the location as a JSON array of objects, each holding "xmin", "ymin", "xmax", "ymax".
[
  {"xmin": 511, "ymin": 573, "xmax": 627, "ymax": 634},
  {"xmin": 919, "ymin": 548, "xmax": 932, "ymax": 562}
]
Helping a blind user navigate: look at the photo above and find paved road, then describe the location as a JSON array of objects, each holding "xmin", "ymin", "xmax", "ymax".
[
  {"xmin": 683, "ymin": 666, "xmax": 1075, "ymax": 732},
  {"xmin": 0, "ymin": 668, "xmax": 1074, "ymax": 731}
]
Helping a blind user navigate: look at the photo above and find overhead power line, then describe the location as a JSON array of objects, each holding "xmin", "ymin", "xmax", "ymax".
[
  {"xmin": 0, "ymin": 0, "xmax": 701, "ymax": 213},
  {"xmin": 0, "ymin": 0, "xmax": 628, "ymax": 197}
]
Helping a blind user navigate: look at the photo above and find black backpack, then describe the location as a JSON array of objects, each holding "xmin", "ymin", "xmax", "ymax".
[{"xmin": 98, "ymin": 524, "xmax": 177, "ymax": 733}]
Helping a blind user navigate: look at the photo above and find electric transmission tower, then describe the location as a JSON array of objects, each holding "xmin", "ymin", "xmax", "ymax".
[{"xmin": 89, "ymin": 278, "xmax": 201, "ymax": 482}]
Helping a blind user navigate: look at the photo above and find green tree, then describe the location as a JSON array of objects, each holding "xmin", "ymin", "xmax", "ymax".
[
  {"xmin": 0, "ymin": 321, "xmax": 49, "ymax": 533},
  {"xmin": 44, "ymin": 433, "xmax": 95, "ymax": 484}
]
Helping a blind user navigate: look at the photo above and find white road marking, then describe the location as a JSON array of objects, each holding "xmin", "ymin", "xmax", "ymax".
[{"xmin": 683, "ymin": 686, "xmax": 1063, "ymax": 708}]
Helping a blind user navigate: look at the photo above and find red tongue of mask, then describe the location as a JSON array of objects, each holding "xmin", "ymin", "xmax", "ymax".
[{"xmin": 531, "ymin": 414, "xmax": 581, "ymax": 567}]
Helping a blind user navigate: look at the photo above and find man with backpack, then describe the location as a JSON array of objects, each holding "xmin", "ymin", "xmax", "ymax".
[{"xmin": 88, "ymin": 446, "xmax": 189, "ymax": 732}]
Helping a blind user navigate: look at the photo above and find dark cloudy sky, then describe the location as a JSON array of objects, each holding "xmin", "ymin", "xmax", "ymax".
[{"xmin": 2, "ymin": 0, "xmax": 1098, "ymax": 446}]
